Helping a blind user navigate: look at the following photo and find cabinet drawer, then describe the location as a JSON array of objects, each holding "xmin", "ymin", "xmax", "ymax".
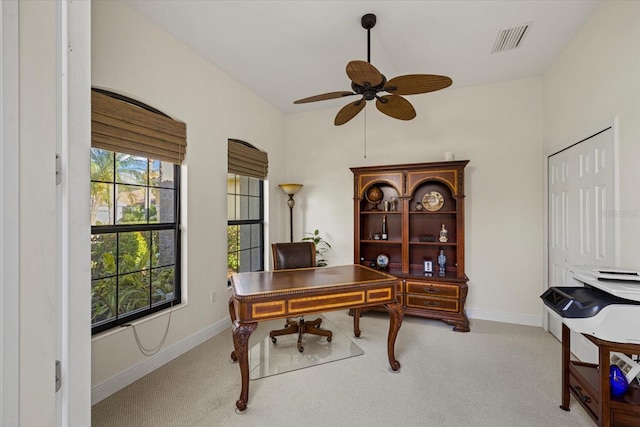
[
  {"xmin": 406, "ymin": 281, "xmax": 459, "ymax": 298},
  {"xmin": 406, "ymin": 295, "xmax": 458, "ymax": 312},
  {"xmin": 568, "ymin": 371, "xmax": 599, "ymax": 420}
]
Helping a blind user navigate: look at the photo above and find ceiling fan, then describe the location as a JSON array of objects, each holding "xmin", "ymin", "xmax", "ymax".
[{"xmin": 293, "ymin": 13, "xmax": 453, "ymax": 126}]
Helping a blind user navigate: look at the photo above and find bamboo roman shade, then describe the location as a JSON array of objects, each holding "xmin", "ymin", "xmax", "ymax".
[
  {"xmin": 228, "ymin": 139, "xmax": 269, "ymax": 179},
  {"xmin": 91, "ymin": 90, "xmax": 187, "ymax": 164}
]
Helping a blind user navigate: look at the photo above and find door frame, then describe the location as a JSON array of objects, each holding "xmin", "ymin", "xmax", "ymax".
[
  {"xmin": 542, "ymin": 116, "xmax": 620, "ymax": 332},
  {"xmin": 56, "ymin": 1, "xmax": 92, "ymax": 426}
]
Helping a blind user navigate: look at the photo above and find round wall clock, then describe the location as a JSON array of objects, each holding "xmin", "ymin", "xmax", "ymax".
[
  {"xmin": 376, "ymin": 254, "xmax": 389, "ymax": 269},
  {"xmin": 422, "ymin": 191, "xmax": 444, "ymax": 211}
]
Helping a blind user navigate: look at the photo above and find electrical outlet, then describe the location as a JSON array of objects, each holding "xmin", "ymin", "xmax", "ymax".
[{"xmin": 210, "ymin": 291, "xmax": 217, "ymax": 303}]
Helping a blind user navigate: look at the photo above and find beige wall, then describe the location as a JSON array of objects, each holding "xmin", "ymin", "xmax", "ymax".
[
  {"xmin": 285, "ymin": 77, "xmax": 544, "ymax": 324},
  {"xmin": 91, "ymin": 0, "xmax": 286, "ymax": 388},
  {"xmin": 543, "ymin": 0, "xmax": 640, "ymax": 268}
]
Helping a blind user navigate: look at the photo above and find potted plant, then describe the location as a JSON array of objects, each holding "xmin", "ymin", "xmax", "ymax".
[{"xmin": 301, "ymin": 229, "xmax": 332, "ymax": 267}]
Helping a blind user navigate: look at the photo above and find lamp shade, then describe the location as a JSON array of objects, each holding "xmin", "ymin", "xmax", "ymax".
[{"xmin": 278, "ymin": 183, "xmax": 303, "ymax": 195}]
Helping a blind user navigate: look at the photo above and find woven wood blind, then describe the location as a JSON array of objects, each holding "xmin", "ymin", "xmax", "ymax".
[
  {"xmin": 91, "ymin": 90, "xmax": 187, "ymax": 164},
  {"xmin": 228, "ymin": 139, "xmax": 268, "ymax": 179}
]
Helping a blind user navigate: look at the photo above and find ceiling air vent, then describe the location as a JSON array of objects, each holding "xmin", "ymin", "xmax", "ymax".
[{"xmin": 491, "ymin": 22, "xmax": 532, "ymax": 53}]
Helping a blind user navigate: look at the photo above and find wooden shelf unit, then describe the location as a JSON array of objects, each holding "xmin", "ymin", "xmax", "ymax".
[
  {"xmin": 561, "ymin": 324, "xmax": 640, "ymax": 426},
  {"xmin": 351, "ymin": 160, "xmax": 470, "ymax": 332}
]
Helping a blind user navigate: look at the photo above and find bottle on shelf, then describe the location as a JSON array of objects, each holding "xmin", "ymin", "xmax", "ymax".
[
  {"xmin": 381, "ymin": 215, "xmax": 388, "ymax": 240},
  {"xmin": 439, "ymin": 224, "xmax": 448, "ymax": 242}
]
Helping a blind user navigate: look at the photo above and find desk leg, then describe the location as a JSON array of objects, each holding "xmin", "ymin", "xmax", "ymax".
[
  {"xmin": 560, "ymin": 323, "xmax": 570, "ymax": 411},
  {"xmin": 228, "ymin": 297, "xmax": 257, "ymax": 412},
  {"xmin": 353, "ymin": 308, "xmax": 361, "ymax": 338},
  {"xmin": 385, "ymin": 302, "xmax": 403, "ymax": 371}
]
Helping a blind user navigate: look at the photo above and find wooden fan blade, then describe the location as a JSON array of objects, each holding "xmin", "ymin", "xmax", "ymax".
[
  {"xmin": 346, "ymin": 60, "xmax": 384, "ymax": 87},
  {"xmin": 293, "ymin": 91, "xmax": 356, "ymax": 104},
  {"xmin": 334, "ymin": 99, "xmax": 366, "ymax": 126},
  {"xmin": 375, "ymin": 95, "xmax": 416, "ymax": 121},
  {"xmin": 385, "ymin": 74, "xmax": 452, "ymax": 95}
]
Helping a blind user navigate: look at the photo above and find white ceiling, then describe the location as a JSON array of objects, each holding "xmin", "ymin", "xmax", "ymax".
[{"xmin": 122, "ymin": 0, "xmax": 599, "ymax": 115}]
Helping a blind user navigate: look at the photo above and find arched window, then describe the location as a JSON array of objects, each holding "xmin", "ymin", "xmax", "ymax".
[
  {"xmin": 227, "ymin": 139, "xmax": 268, "ymax": 278},
  {"xmin": 90, "ymin": 89, "xmax": 186, "ymax": 334}
]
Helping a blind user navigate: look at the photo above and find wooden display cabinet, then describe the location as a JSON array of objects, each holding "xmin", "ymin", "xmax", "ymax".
[
  {"xmin": 561, "ymin": 324, "xmax": 640, "ymax": 426},
  {"xmin": 350, "ymin": 161, "xmax": 470, "ymax": 332}
]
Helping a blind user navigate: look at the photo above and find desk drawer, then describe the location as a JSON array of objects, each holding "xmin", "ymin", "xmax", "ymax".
[
  {"xmin": 406, "ymin": 281, "xmax": 459, "ymax": 298},
  {"xmin": 406, "ymin": 295, "xmax": 458, "ymax": 312}
]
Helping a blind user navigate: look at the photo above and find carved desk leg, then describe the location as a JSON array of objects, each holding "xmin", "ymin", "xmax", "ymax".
[
  {"xmin": 353, "ymin": 308, "xmax": 361, "ymax": 338},
  {"xmin": 385, "ymin": 302, "xmax": 404, "ymax": 371},
  {"xmin": 228, "ymin": 297, "xmax": 257, "ymax": 411}
]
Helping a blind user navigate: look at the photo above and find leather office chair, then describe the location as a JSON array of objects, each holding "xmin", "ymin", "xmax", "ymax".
[{"xmin": 269, "ymin": 242, "xmax": 333, "ymax": 352}]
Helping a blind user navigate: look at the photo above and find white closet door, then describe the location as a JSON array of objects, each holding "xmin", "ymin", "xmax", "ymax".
[{"xmin": 547, "ymin": 127, "xmax": 615, "ymax": 362}]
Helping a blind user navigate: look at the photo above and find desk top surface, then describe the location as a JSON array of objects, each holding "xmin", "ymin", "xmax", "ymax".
[{"xmin": 230, "ymin": 264, "xmax": 397, "ymax": 300}]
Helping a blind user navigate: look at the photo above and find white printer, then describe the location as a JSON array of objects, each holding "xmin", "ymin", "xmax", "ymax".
[{"xmin": 541, "ymin": 265, "xmax": 640, "ymax": 344}]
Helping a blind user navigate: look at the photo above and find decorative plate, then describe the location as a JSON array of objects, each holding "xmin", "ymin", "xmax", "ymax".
[
  {"xmin": 422, "ymin": 191, "xmax": 444, "ymax": 211},
  {"xmin": 376, "ymin": 254, "xmax": 389, "ymax": 269}
]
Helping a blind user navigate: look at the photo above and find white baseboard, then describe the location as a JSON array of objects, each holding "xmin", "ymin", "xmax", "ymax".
[
  {"xmin": 91, "ymin": 317, "xmax": 229, "ymax": 405},
  {"xmin": 467, "ymin": 307, "xmax": 542, "ymax": 327}
]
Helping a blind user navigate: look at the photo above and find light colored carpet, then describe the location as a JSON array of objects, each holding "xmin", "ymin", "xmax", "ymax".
[{"xmin": 92, "ymin": 311, "xmax": 594, "ymax": 427}]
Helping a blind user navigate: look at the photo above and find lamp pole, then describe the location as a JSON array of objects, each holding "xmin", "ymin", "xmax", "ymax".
[{"xmin": 278, "ymin": 184, "xmax": 303, "ymax": 243}]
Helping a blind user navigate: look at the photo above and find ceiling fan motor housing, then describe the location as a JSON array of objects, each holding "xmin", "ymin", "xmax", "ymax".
[{"xmin": 361, "ymin": 13, "xmax": 376, "ymax": 30}]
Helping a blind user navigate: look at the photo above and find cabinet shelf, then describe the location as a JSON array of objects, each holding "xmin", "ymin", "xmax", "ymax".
[
  {"xmin": 351, "ymin": 160, "xmax": 470, "ymax": 332},
  {"xmin": 409, "ymin": 241, "xmax": 457, "ymax": 246},
  {"xmin": 361, "ymin": 210, "xmax": 402, "ymax": 215},
  {"xmin": 409, "ymin": 210, "xmax": 456, "ymax": 215}
]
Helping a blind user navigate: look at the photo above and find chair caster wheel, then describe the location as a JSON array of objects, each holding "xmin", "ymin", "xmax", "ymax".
[
  {"xmin": 298, "ymin": 347, "xmax": 304, "ymax": 353},
  {"xmin": 271, "ymin": 337, "xmax": 277, "ymax": 344},
  {"xmin": 327, "ymin": 337, "xmax": 332, "ymax": 342}
]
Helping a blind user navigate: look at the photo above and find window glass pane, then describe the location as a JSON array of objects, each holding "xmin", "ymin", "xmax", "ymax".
[
  {"xmin": 118, "ymin": 271, "xmax": 150, "ymax": 315},
  {"xmin": 249, "ymin": 196, "xmax": 260, "ymax": 220},
  {"xmin": 149, "ymin": 188, "xmax": 175, "ymax": 223},
  {"xmin": 250, "ymin": 224, "xmax": 261, "ymax": 248},
  {"xmin": 248, "ymin": 177, "xmax": 260, "ymax": 196},
  {"xmin": 151, "ymin": 266, "xmax": 175, "ymax": 306},
  {"xmin": 91, "ymin": 148, "xmax": 114, "ymax": 182},
  {"xmin": 118, "ymin": 231, "xmax": 151, "ymax": 274},
  {"xmin": 116, "ymin": 153, "xmax": 147, "ymax": 185},
  {"xmin": 150, "ymin": 159, "xmax": 174, "ymax": 188},
  {"xmin": 116, "ymin": 184, "xmax": 147, "ymax": 224},
  {"xmin": 239, "ymin": 249, "xmax": 251, "ymax": 273},
  {"xmin": 92, "ymin": 277, "xmax": 116, "ymax": 324},
  {"xmin": 91, "ymin": 233, "xmax": 117, "ymax": 279},
  {"xmin": 239, "ymin": 195, "xmax": 249, "ymax": 220},
  {"xmin": 227, "ymin": 225, "xmax": 239, "ymax": 277},
  {"xmin": 227, "ymin": 194, "xmax": 236, "ymax": 221},
  {"xmin": 239, "ymin": 176, "xmax": 249, "ymax": 194},
  {"xmin": 152, "ymin": 230, "xmax": 175, "ymax": 267},
  {"xmin": 239, "ymin": 224, "xmax": 251, "ymax": 249},
  {"xmin": 250, "ymin": 247, "xmax": 261, "ymax": 271},
  {"xmin": 91, "ymin": 182, "xmax": 114, "ymax": 225}
]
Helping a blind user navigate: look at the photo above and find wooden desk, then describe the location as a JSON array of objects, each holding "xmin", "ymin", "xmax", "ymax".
[{"xmin": 228, "ymin": 264, "xmax": 403, "ymax": 411}]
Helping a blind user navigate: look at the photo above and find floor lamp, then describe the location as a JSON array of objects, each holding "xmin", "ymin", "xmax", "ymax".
[{"xmin": 278, "ymin": 183, "xmax": 303, "ymax": 243}]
